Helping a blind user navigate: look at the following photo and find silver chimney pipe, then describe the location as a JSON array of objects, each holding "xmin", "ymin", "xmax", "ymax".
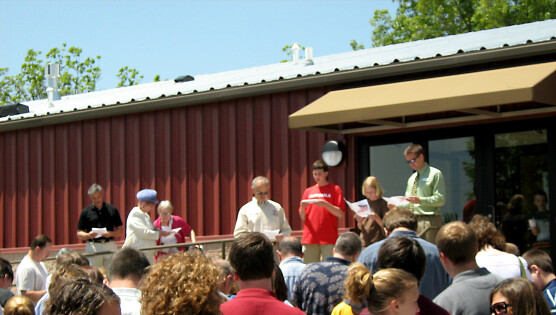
[{"xmin": 45, "ymin": 63, "xmax": 61, "ymax": 107}]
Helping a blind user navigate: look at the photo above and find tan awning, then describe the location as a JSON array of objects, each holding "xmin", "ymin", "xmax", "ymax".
[{"xmin": 289, "ymin": 62, "xmax": 556, "ymax": 134}]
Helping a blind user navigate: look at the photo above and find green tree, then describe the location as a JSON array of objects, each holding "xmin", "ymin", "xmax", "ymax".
[
  {"xmin": 116, "ymin": 66, "xmax": 144, "ymax": 87},
  {"xmin": 370, "ymin": 0, "xmax": 556, "ymax": 47},
  {"xmin": 0, "ymin": 44, "xmax": 153, "ymax": 105}
]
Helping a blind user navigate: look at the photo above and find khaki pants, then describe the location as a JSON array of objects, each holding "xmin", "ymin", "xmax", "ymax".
[
  {"xmin": 86, "ymin": 240, "xmax": 118, "ymax": 270},
  {"xmin": 302, "ymin": 244, "xmax": 334, "ymax": 263},
  {"xmin": 417, "ymin": 215, "xmax": 442, "ymax": 244}
]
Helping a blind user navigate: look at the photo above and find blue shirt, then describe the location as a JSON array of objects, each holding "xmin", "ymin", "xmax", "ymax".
[
  {"xmin": 279, "ymin": 256, "xmax": 306, "ymax": 301},
  {"xmin": 292, "ymin": 257, "xmax": 351, "ymax": 315},
  {"xmin": 356, "ymin": 229, "xmax": 451, "ymax": 299},
  {"xmin": 543, "ymin": 278, "xmax": 556, "ymax": 313}
]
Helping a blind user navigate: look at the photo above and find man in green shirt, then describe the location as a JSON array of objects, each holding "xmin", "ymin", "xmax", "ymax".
[{"xmin": 403, "ymin": 144, "xmax": 446, "ymax": 243}]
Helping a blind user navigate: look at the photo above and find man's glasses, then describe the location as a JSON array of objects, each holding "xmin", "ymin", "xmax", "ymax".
[
  {"xmin": 256, "ymin": 191, "xmax": 269, "ymax": 195},
  {"xmin": 490, "ymin": 302, "xmax": 511, "ymax": 314},
  {"xmin": 406, "ymin": 154, "xmax": 421, "ymax": 164}
]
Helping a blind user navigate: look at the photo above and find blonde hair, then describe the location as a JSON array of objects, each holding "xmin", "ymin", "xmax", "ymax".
[
  {"xmin": 343, "ymin": 263, "xmax": 418, "ymax": 314},
  {"xmin": 4, "ymin": 296, "xmax": 34, "ymax": 315},
  {"xmin": 140, "ymin": 251, "xmax": 223, "ymax": 314},
  {"xmin": 361, "ymin": 176, "xmax": 384, "ymax": 198},
  {"xmin": 157, "ymin": 200, "xmax": 174, "ymax": 213}
]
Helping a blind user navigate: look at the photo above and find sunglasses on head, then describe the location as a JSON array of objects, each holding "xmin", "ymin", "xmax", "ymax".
[{"xmin": 490, "ymin": 301, "xmax": 511, "ymax": 314}]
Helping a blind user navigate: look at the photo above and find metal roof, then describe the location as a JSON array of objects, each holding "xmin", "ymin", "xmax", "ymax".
[{"xmin": 3, "ymin": 19, "xmax": 556, "ymax": 126}]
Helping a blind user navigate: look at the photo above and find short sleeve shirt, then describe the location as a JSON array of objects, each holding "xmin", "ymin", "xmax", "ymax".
[{"xmin": 77, "ymin": 202, "xmax": 123, "ymax": 241}]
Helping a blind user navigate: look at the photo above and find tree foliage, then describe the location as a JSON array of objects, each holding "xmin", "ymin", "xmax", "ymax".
[
  {"xmin": 370, "ymin": 0, "xmax": 556, "ymax": 47},
  {"xmin": 117, "ymin": 66, "xmax": 144, "ymax": 87},
  {"xmin": 0, "ymin": 43, "xmax": 148, "ymax": 105}
]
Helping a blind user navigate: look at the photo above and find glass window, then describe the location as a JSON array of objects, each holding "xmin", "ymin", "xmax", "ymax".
[
  {"xmin": 369, "ymin": 142, "xmax": 412, "ymax": 197},
  {"xmin": 429, "ymin": 137, "xmax": 475, "ymax": 223}
]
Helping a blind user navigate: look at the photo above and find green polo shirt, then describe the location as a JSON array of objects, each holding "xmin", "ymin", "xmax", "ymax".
[{"xmin": 404, "ymin": 163, "xmax": 446, "ymax": 216}]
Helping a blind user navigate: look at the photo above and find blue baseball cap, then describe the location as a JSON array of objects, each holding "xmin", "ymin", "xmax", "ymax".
[{"xmin": 137, "ymin": 189, "xmax": 158, "ymax": 203}]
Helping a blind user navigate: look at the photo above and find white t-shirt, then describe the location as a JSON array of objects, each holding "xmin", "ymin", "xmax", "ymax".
[
  {"xmin": 112, "ymin": 287, "xmax": 142, "ymax": 315},
  {"xmin": 15, "ymin": 254, "xmax": 48, "ymax": 294},
  {"xmin": 475, "ymin": 246, "xmax": 532, "ymax": 280}
]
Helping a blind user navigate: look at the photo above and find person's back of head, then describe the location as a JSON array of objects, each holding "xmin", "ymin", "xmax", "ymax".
[
  {"xmin": 0, "ymin": 257, "xmax": 14, "ymax": 285},
  {"xmin": 278, "ymin": 236, "xmax": 303, "ymax": 258},
  {"xmin": 30, "ymin": 234, "xmax": 52, "ymax": 249},
  {"xmin": 377, "ymin": 236, "xmax": 426, "ymax": 282},
  {"xmin": 229, "ymin": 232, "xmax": 274, "ymax": 281},
  {"xmin": 140, "ymin": 252, "xmax": 222, "ymax": 315},
  {"xmin": 55, "ymin": 252, "xmax": 90, "ymax": 269},
  {"xmin": 490, "ymin": 277, "xmax": 551, "ymax": 315},
  {"xmin": 436, "ymin": 221, "xmax": 478, "ymax": 265},
  {"xmin": 468, "ymin": 215, "xmax": 506, "ymax": 251},
  {"xmin": 507, "ymin": 194, "xmax": 527, "ymax": 215},
  {"xmin": 272, "ymin": 264, "xmax": 288, "ymax": 302},
  {"xmin": 107, "ymin": 247, "xmax": 150, "ymax": 283},
  {"xmin": 382, "ymin": 208, "xmax": 418, "ymax": 233},
  {"xmin": 4, "ymin": 296, "xmax": 34, "ymax": 315},
  {"xmin": 523, "ymin": 249, "xmax": 554, "ymax": 274},
  {"xmin": 334, "ymin": 232, "xmax": 362, "ymax": 260},
  {"xmin": 342, "ymin": 264, "xmax": 419, "ymax": 314},
  {"xmin": 45, "ymin": 277, "xmax": 121, "ymax": 315},
  {"xmin": 213, "ymin": 259, "xmax": 235, "ymax": 295}
]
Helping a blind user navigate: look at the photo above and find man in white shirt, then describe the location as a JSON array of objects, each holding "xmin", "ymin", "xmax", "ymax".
[
  {"xmin": 107, "ymin": 247, "xmax": 150, "ymax": 315},
  {"xmin": 234, "ymin": 176, "xmax": 292, "ymax": 242},
  {"xmin": 15, "ymin": 234, "xmax": 52, "ymax": 302}
]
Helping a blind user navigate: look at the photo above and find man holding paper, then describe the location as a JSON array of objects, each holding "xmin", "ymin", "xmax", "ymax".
[
  {"xmin": 77, "ymin": 183, "xmax": 124, "ymax": 269},
  {"xmin": 402, "ymin": 144, "xmax": 446, "ymax": 244},
  {"xmin": 299, "ymin": 160, "xmax": 345, "ymax": 263},
  {"xmin": 234, "ymin": 176, "xmax": 292, "ymax": 242}
]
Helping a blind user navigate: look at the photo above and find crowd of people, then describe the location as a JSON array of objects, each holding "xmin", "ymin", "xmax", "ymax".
[{"xmin": 0, "ymin": 143, "xmax": 553, "ymax": 315}]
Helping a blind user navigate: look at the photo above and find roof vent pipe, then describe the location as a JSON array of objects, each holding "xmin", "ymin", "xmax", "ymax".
[
  {"xmin": 45, "ymin": 63, "xmax": 61, "ymax": 107},
  {"xmin": 304, "ymin": 47, "xmax": 314, "ymax": 66},
  {"xmin": 292, "ymin": 43, "xmax": 301, "ymax": 65}
]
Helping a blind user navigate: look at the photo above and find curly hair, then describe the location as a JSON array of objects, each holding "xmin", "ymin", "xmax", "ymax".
[
  {"xmin": 468, "ymin": 215, "xmax": 506, "ymax": 251},
  {"xmin": 140, "ymin": 251, "xmax": 224, "ymax": 315}
]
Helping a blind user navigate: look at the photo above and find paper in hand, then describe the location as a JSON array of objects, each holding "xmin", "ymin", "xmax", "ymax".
[
  {"xmin": 263, "ymin": 229, "xmax": 280, "ymax": 241},
  {"xmin": 383, "ymin": 196, "xmax": 410, "ymax": 206},
  {"xmin": 345, "ymin": 198, "xmax": 373, "ymax": 217},
  {"xmin": 91, "ymin": 227, "xmax": 108, "ymax": 238}
]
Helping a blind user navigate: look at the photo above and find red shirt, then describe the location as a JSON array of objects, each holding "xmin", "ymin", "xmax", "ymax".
[
  {"xmin": 299, "ymin": 183, "xmax": 345, "ymax": 244},
  {"xmin": 220, "ymin": 288, "xmax": 306, "ymax": 315}
]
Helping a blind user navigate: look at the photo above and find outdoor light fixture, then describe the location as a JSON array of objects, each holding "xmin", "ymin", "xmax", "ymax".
[{"xmin": 322, "ymin": 140, "xmax": 346, "ymax": 167}]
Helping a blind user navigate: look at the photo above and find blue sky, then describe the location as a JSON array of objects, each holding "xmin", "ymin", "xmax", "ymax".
[{"xmin": 1, "ymin": 0, "xmax": 398, "ymax": 91}]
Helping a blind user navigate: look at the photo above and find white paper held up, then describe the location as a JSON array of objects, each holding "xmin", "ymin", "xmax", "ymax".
[
  {"xmin": 263, "ymin": 229, "xmax": 280, "ymax": 241},
  {"xmin": 345, "ymin": 198, "xmax": 373, "ymax": 217},
  {"xmin": 383, "ymin": 196, "xmax": 410, "ymax": 207}
]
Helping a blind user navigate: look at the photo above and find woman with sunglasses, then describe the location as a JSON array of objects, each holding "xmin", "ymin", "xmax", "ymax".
[{"xmin": 490, "ymin": 277, "xmax": 550, "ymax": 315}]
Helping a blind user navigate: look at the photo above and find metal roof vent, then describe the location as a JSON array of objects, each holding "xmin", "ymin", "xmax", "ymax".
[
  {"xmin": 45, "ymin": 63, "xmax": 61, "ymax": 107},
  {"xmin": 304, "ymin": 47, "xmax": 314, "ymax": 66},
  {"xmin": 0, "ymin": 103, "xmax": 29, "ymax": 118},
  {"xmin": 174, "ymin": 75, "xmax": 195, "ymax": 83},
  {"xmin": 292, "ymin": 43, "xmax": 301, "ymax": 65}
]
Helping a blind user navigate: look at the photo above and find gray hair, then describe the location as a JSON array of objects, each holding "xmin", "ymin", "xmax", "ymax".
[
  {"xmin": 87, "ymin": 184, "xmax": 103, "ymax": 196},
  {"xmin": 157, "ymin": 200, "xmax": 174, "ymax": 213},
  {"xmin": 252, "ymin": 176, "xmax": 270, "ymax": 188},
  {"xmin": 334, "ymin": 232, "xmax": 363, "ymax": 257}
]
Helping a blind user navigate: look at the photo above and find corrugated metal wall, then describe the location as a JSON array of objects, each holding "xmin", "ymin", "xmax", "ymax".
[{"xmin": 0, "ymin": 87, "xmax": 358, "ymax": 249}]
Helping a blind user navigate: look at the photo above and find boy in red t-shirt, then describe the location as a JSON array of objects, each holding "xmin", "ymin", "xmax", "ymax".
[{"xmin": 299, "ymin": 160, "xmax": 345, "ymax": 263}]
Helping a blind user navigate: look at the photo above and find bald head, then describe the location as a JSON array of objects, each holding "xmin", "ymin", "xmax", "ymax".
[{"xmin": 252, "ymin": 176, "xmax": 270, "ymax": 203}]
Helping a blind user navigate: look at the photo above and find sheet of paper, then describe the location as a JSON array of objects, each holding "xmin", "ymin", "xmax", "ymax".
[
  {"xmin": 345, "ymin": 198, "xmax": 373, "ymax": 217},
  {"xmin": 383, "ymin": 196, "xmax": 410, "ymax": 207},
  {"xmin": 301, "ymin": 199, "xmax": 320, "ymax": 204},
  {"xmin": 91, "ymin": 227, "xmax": 108, "ymax": 238},
  {"xmin": 171, "ymin": 227, "xmax": 182, "ymax": 234},
  {"xmin": 263, "ymin": 229, "xmax": 280, "ymax": 241}
]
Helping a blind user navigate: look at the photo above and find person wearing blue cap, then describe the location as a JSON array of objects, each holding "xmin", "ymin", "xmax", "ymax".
[{"xmin": 123, "ymin": 189, "xmax": 171, "ymax": 264}]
